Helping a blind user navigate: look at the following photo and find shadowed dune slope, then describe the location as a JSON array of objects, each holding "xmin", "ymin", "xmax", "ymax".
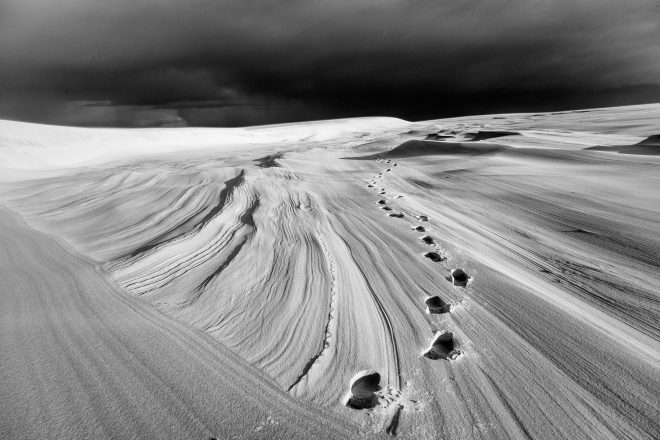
[
  {"xmin": 585, "ymin": 134, "xmax": 660, "ymax": 155},
  {"xmin": 383, "ymin": 140, "xmax": 509, "ymax": 157},
  {"xmin": 464, "ymin": 130, "xmax": 520, "ymax": 142}
]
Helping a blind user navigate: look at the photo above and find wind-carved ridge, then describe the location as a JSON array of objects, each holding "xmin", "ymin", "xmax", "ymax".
[
  {"xmin": 113, "ymin": 171, "xmax": 257, "ymax": 296},
  {"xmin": 194, "ymin": 196, "xmax": 260, "ymax": 295},
  {"xmin": 288, "ymin": 234, "xmax": 338, "ymax": 392},
  {"xmin": 119, "ymin": 170, "xmax": 247, "ymax": 263}
]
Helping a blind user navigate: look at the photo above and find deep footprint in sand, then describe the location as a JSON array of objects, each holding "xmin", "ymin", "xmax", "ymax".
[
  {"xmin": 381, "ymin": 206, "xmax": 392, "ymax": 211},
  {"xmin": 389, "ymin": 212, "xmax": 404, "ymax": 218},
  {"xmin": 422, "ymin": 331, "xmax": 461, "ymax": 360},
  {"xmin": 424, "ymin": 251, "xmax": 445, "ymax": 262},
  {"xmin": 416, "ymin": 215, "xmax": 429, "ymax": 222},
  {"xmin": 385, "ymin": 404, "xmax": 403, "ymax": 436},
  {"xmin": 421, "ymin": 235, "xmax": 434, "ymax": 245},
  {"xmin": 377, "ymin": 199, "xmax": 386, "ymax": 204},
  {"xmin": 451, "ymin": 269, "xmax": 470, "ymax": 286},
  {"xmin": 425, "ymin": 296, "xmax": 450, "ymax": 314},
  {"xmin": 344, "ymin": 371, "xmax": 381, "ymax": 409}
]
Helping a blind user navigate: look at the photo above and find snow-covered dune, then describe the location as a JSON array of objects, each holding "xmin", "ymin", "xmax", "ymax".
[{"xmin": 1, "ymin": 104, "xmax": 659, "ymax": 439}]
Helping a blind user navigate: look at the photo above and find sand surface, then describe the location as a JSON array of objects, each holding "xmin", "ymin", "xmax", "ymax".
[{"xmin": 1, "ymin": 105, "xmax": 659, "ymax": 439}]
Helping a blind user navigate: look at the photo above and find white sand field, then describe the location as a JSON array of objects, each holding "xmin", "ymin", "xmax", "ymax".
[{"xmin": 1, "ymin": 104, "xmax": 659, "ymax": 439}]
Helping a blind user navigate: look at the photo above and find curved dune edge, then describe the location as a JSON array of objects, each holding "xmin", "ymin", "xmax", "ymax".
[
  {"xmin": 0, "ymin": 207, "xmax": 358, "ymax": 440},
  {"xmin": 585, "ymin": 134, "xmax": 660, "ymax": 155},
  {"xmin": 1, "ymin": 103, "xmax": 660, "ymax": 439}
]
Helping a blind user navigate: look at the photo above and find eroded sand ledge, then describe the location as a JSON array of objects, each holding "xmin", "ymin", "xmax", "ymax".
[{"xmin": 1, "ymin": 104, "xmax": 659, "ymax": 439}]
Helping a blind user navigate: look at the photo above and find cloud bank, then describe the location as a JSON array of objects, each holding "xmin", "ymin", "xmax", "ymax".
[{"xmin": 1, "ymin": 0, "xmax": 659, "ymax": 126}]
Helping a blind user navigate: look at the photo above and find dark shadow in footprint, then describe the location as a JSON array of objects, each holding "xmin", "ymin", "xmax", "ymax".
[
  {"xmin": 425, "ymin": 296, "xmax": 450, "ymax": 314},
  {"xmin": 345, "ymin": 371, "xmax": 381, "ymax": 409},
  {"xmin": 423, "ymin": 332, "xmax": 460, "ymax": 360},
  {"xmin": 424, "ymin": 251, "xmax": 445, "ymax": 262},
  {"xmin": 385, "ymin": 405, "xmax": 403, "ymax": 436},
  {"xmin": 386, "ymin": 168, "xmax": 391, "ymax": 172},
  {"xmin": 417, "ymin": 215, "xmax": 429, "ymax": 222},
  {"xmin": 367, "ymin": 184, "xmax": 374, "ymax": 188},
  {"xmin": 377, "ymin": 199, "xmax": 386, "ymax": 204},
  {"xmin": 381, "ymin": 206, "xmax": 392, "ymax": 211},
  {"xmin": 421, "ymin": 235, "xmax": 434, "ymax": 245},
  {"xmin": 451, "ymin": 269, "xmax": 469, "ymax": 286},
  {"xmin": 389, "ymin": 213, "xmax": 404, "ymax": 218},
  {"xmin": 412, "ymin": 225, "xmax": 425, "ymax": 232}
]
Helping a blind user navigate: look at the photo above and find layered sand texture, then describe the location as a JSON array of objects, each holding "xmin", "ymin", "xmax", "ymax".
[{"xmin": 1, "ymin": 104, "xmax": 659, "ymax": 439}]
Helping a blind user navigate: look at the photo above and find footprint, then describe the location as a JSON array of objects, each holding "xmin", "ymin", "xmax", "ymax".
[
  {"xmin": 377, "ymin": 199, "xmax": 386, "ymax": 204},
  {"xmin": 412, "ymin": 225, "xmax": 425, "ymax": 232},
  {"xmin": 424, "ymin": 251, "xmax": 445, "ymax": 262},
  {"xmin": 422, "ymin": 331, "xmax": 461, "ymax": 360},
  {"xmin": 389, "ymin": 212, "xmax": 404, "ymax": 218},
  {"xmin": 344, "ymin": 371, "xmax": 381, "ymax": 409},
  {"xmin": 393, "ymin": 163, "xmax": 397, "ymax": 166},
  {"xmin": 385, "ymin": 404, "xmax": 403, "ymax": 436},
  {"xmin": 451, "ymin": 269, "xmax": 470, "ymax": 286},
  {"xmin": 421, "ymin": 235, "xmax": 434, "ymax": 245},
  {"xmin": 425, "ymin": 296, "xmax": 450, "ymax": 314},
  {"xmin": 367, "ymin": 184, "xmax": 374, "ymax": 188},
  {"xmin": 386, "ymin": 168, "xmax": 391, "ymax": 172},
  {"xmin": 416, "ymin": 215, "xmax": 429, "ymax": 222},
  {"xmin": 381, "ymin": 206, "xmax": 392, "ymax": 211}
]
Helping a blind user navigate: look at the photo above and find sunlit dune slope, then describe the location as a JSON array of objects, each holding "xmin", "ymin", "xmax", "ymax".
[{"xmin": 1, "ymin": 104, "xmax": 659, "ymax": 439}]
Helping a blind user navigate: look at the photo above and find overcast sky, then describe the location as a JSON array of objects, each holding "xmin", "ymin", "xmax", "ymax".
[{"xmin": 1, "ymin": 0, "xmax": 659, "ymax": 127}]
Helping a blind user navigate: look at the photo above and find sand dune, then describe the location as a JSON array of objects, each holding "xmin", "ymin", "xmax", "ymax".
[
  {"xmin": 1, "ymin": 104, "xmax": 659, "ymax": 439},
  {"xmin": 585, "ymin": 134, "xmax": 660, "ymax": 155},
  {"xmin": 381, "ymin": 139, "xmax": 509, "ymax": 157}
]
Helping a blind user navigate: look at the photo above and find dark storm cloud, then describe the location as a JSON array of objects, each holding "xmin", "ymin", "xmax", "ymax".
[{"xmin": 1, "ymin": 0, "xmax": 659, "ymax": 126}]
